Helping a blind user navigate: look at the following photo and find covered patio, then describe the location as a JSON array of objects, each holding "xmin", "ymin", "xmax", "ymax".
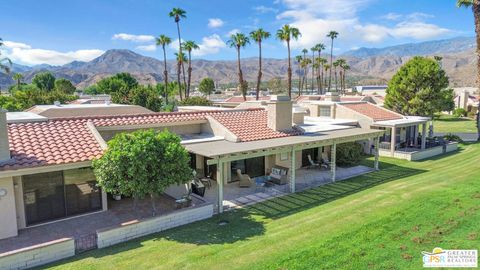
[
  {"xmin": 198, "ymin": 165, "xmax": 375, "ymax": 212},
  {"xmin": 186, "ymin": 128, "xmax": 384, "ymax": 213}
]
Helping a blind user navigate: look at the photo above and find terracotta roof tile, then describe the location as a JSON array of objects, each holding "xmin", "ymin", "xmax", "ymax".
[
  {"xmin": 340, "ymin": 102, "xmax": 403, "ymax": 121},
  {"xmin": 210, "ymin": 110, "xmax": 301, "ymax": 142}
]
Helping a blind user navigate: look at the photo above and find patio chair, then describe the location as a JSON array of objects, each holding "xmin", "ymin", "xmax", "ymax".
[
  {"xmin": 320, "ymin": 153, "xmax": 330, "ymax": 169},
  {"xmin": 237, "ymin": 169, "xmax": 253, "ymax": 188},
  {"xmin": 307, "ymin": 154, "xmax": 320, "ymax": 169},
  {"xmin": 175, "ymin": 188, "xmax": 192, "ymax": 209}
]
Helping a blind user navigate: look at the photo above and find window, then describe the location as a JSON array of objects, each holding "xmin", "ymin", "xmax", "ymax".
[
  {"xmin": 319, "ymin": 106, "xmax": 331, "ymax": 117},
  {"xmin": 231, "ymin": 156, "xmax": 265, "ymax": 182},
  {"xmin": 23, "ymin": 169, "xmax": 102, "ymax": 226}
]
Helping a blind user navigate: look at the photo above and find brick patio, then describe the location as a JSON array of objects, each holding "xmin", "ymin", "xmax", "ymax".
[{"xmin": 0, "ymin": 194, "xmax": 205, "ymax": 254}]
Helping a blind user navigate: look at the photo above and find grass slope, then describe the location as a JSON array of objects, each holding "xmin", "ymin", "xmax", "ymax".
[
  {"xmin": 433, "ymin": 114, "xmax": 477, "ymax": 133},
  {"xmin": 44, "ymin": 144, "xmax": 480, "ymax": 270}
]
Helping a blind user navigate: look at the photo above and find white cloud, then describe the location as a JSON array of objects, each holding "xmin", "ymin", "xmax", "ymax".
[
  {"xmin": 112, "ymin": 33, "xmax": 155, "ymax": 43},
  {"xmin": 136, "ymin": 44, "xmax": 157, "ymax": 52},
  {"xmin": 193, "ymin": 34, "xmax": 226, "ymax": 56},
  {"xmin": 253, "ymin": 5, "xmax": 278, "ymax": 14},
  {"xmin": 2, "ymin": 41, "xmax": 104, "ymax": 65},
  {"xmin": 225, "ymin": 29, "xmax": 241, "ymax": 37},
  {"xmin": 208, "ymin": 18, "xmax": 224, "ymax": 28},
  {"xmin": 276, "ymin": 0, "xmax": 453, "ymax": 48}
]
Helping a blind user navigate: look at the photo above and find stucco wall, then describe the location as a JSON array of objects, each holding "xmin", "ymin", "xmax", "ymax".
[
  {"xmin": 97, "ymin": 203, "xmax": 213, "ymax": 248},
  {"xmin": 0, "ymin": 238, "xmax": 74, "ymax": 270},
  {"xmin": 0, "ymin": 177, "xmax": 17, "ymax": 240},
  {"xmin": 379, "ymin": 143, "xmax": 458, "ymax": 161},
  {"xmin": 334, "ymin": 105, "xmax": 373, "ymax": 129}
]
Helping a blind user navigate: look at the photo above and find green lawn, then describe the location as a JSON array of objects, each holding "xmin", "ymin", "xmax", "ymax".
[
  {"xmin": 44, "ymin": 144, "xmax": 480, "ymax": 270},
  {"xmin": 433, "ymin": 114, "xmax": 477, "ymax": 133}
]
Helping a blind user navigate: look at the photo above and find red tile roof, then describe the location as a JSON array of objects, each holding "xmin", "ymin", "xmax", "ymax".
[
  {"xmin": 1, "ymin": 108, "xmax": 299, "ymax": 172},
  {"xmin": 210, "ymin": 110, "xmax": 301, "ymax": 142},
  {"xmin": 340, "ymin": 102, "xmax": 403, "ymax": 121}
]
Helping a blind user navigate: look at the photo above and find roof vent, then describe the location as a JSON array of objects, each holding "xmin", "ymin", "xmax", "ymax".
[{"xmin": 54, "ymin": 101, "xmax": 61, "ymax": 106}]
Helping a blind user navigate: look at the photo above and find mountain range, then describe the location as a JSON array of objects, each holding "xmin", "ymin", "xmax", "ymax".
[{"xmin": 0, "ymin": 36, "xmax": 476, "ymax": 90}]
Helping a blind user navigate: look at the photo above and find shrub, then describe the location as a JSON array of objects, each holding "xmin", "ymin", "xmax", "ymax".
[
  {"xmin": 443, "ymin": 133, "xmax": 463, "ymax": 143},
  {"xmin": 336, "ymin": 142, "xmax": 364, "ymax": 166},
  {"xmin": 453, "ymin": 108, "xmax": 467, "ymax": 118},
  {"xmin": 467, "ymin": 111, "xmax": 477, "ymax": 119},
  {"xmin": 178, "ymin": 96, "xmax": 212, "ymax": 106}
]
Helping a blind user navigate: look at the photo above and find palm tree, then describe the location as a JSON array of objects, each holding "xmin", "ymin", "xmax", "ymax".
[
  {"xmin": 317, "ymin": 57, "xmax": 327, "ymax": 94},
  {"xmin": 276, "ymin": 25, "xmax": 301, "ymax": 98},
  {"xmin": 0, "ymin": 38, "xmax": 12, "ymax": 74},
  {"xmin": 341, "ymin": 64, "xmax": 350, "ymax": 93},
  {"xmin": 333, "ymin": 60, "xmax": 341, "ymax": 92},
  {"xmin": 227, "ymin": 33, "xmax": 250, "ymax": 101},
  {"xmin": 310, "ymin": 46, "xmax": 318, "ymax": 94},
  {"xmin": 315, "ymin": 43, "xmax": 326, "ymax": 93},
  {"xmin": 335, "ymin": 58, "xmax": 346, "ymax": 93},
  {"xmin": 301, "ymin": 48, "xmax": 309, "ymax": 91},
  {"xmin": 12, "ymin": 73, "xmax": 23, "ymax": 90},
  {"xmin": 156, "ymin": 35, "xmax": 172, "ymax": 103},
  {"xmin": 327, "ymin": 31, "xmax": 339, "ymax": 92},
  {"xmin": 182, "ymin": 40, "xmax": 199, "ymax": 98},
  {"xmin": 324, "ymin": 64, "xmax": 330, "ymax": 89},
  {"xmin": 295, "ymin": 55, "xmax": 303, "ymax": 93},
  {"xmin": 457, "ymin": 0, "xmax": 480, "ymax": 141},
  {"xmin": 169, "ymin": 8, "xmax": 187, "ymax": 95},
  {"xmin": 250, "ymin": 28, "xmax": 271, "ymax": 100},
  {"xmin": 174, "ymin": 52, "xmax": 187, "ymax": 100}
]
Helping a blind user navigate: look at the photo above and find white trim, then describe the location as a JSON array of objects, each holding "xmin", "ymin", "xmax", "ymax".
[{"xmin": 0, "ymin": 161, "xmax": 92, "ymax": 178}]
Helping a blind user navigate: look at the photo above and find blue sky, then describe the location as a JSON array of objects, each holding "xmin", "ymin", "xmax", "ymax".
[{"xmin": 0, "ymin": 0, "xmax": 474, "ymax": 66}]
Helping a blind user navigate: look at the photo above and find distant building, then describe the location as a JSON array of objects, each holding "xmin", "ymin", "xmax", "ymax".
[{"xmin": 354, "ymin": 85, "xmax": 388, "ymax": 96}]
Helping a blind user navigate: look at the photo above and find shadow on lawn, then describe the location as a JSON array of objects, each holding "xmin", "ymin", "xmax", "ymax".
[
  {"xmin": 41, "ymin": 161, "xmax": 426, "ymax": 267},
  {"xmin": 246, "ymin": 161, "xmax": 426, "ymax": 220}
]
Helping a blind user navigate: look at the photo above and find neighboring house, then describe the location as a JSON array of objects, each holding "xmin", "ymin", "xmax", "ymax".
[
  {"xmin": 26, "ymin": 103, "xmax": 152, "ymax": 118},
  {"xmin": 0, "ymin": 96, "xmax": 385, "ymax": 240},
  {"xmin": 354, "ymin": 85, "xmax": 388, "ymax": 96},
  {"xmin": 0, "ymin": 94, "xmax": 457, "ymax": 242},
  {"xmin": 454, "ymin": 90, "xmax": 479, "ymax": 113}
]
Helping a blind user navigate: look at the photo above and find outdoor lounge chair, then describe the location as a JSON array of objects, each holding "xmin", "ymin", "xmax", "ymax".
[
  {"xmin": 237, "ymin": 169, "xmax": 253, "ymax": 188},
  {"xmin": 269, "ymin": 166, "xmax": 289, "ymax": 185},
  {"xmin": 320, "ymin": 153, "xmax": 330, "ymax": 169},
  {"xmin": 307, "ymin": 154, "xmax": 320, "ymax": 169}
]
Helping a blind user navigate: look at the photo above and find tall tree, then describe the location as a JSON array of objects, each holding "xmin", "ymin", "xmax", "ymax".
[
  {"xmin": 182, "ymin": 40, "xmax": 199, "ymax": 98},
  {"xmin": 301, "ymin": 48, "xmax": 309, "ymax": 92},
  {"xmin": 0, "ymin": 38, "xmax": 12, "ymax": 74},
  {"xmin": 276, "ymin": 25, "xmax": 301, "ymax": 98},
  {"xmin": 341, "ymin": 63, "xmax": 350, "ymax": 93},
  {"xmin": 315, "ymin": 43, "xmax": 326, "ymax": 93},
  {"xmin": 169, "ymin": 8, "xmax": 187, "ymax": 97},
  {"xmin": 12, "ymin": 73, "xmax": 23, "ymax": 90},
  {"xmin": 317, "ymin": 57, "xmax": 327, "ymax": 94},
  {"xmin": 227, "ymin": 32, "xmax": 250, "ymax": 101},
  {"xmin": 295, "ymin": 55, "xmax": 303, "ymax": 93},
  {"xmin": 384, "ymin": 56, "xmax": 454, "ymax": 118},
  {"xmin": 457, "ymin": 0, "xmax": 480, "ymax": 140},
  {"xmin": 335, "ymin": 58, "xmax": 347, "ymax": 93},
  {"xmin": 174, "ymin": 52, "xmax": 187, "ymax": 100},
  {"xmin": 198, "ymin": 77, "xmax": 215, "ymax": 96},
  {"xmin": 156, "ymin": 34, "xmax": 172, "ymax": 104},
  {"xmin": 324, "ymin": 64, "xmax": 330, "ymax": 89},
  {"xmin": 310, "ymin": 46, "xmax": 318, "ymax": 94},
  {"xmin": 32, "ymin": 72, "xmax": 56, "ymax": 91},
  {"xmin": 333, "ymin": 60, "xmax": 340, "ymax": 92},
  {"xmin": 327, "ymin": 31, "xmax": 339, "ymax": 92},
  {"xmin": 250, "ymin": 28, "xmax": 271, "ymax": 100}
]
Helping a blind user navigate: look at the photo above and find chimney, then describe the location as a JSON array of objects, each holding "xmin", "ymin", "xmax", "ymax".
[
  {"xmin": 292, "ymin": 106, "xmax": 307, "ymax": 125},
  {"xmin": 267, "ymin": 95, "xmax": 293, "ymax": 131},
  {"xmin": 0, "ymin": 109, "xmax": 10, "ymax": 162},
  {"xmin": 325, "ymin": 91, "xmax": 340, "ymax": 102}
]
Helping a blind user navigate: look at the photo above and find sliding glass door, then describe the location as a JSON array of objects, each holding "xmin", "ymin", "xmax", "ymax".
[
  {"xmin": 23, "ymin": 168, "xmax": 102, "ymax": 226},
  {"xmin": 231, "ymin": 156, "xmax": 265, "ymax": 182}
]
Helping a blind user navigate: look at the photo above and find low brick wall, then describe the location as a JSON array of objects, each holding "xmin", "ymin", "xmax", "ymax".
[
  {"xmin": 0, "ymin": 238, "xmax": 74, "ymax": 270},
  {"xmin": 97, "ymin": 203, "xmax": 213, "ymax": 248}
]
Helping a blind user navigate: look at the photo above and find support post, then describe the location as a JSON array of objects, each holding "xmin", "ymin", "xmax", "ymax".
[
  {"xmin": 331, "ymin": 143, "xmax": 336, "ymax": 182},
  {"xmin": 290, "ymin": 149, "xmax": 296, "ymax": 193},
  {"xmin": 421, "ymin": 123, "xmax": 427, "ymax": 150},
  {"xmin": 413, "ymin": 125, "xmax": 419, "ymax": 147},
  {"xmin": 390, "ymin": 127, "xmax": 396, "ymax": 157},
  {"xmin": 217, "ymin": 161, "xmax": 224, "ymax": 213},
  {"xmin": 374, "ymin": 137, "xmax": 380, "ymax": 171}
]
